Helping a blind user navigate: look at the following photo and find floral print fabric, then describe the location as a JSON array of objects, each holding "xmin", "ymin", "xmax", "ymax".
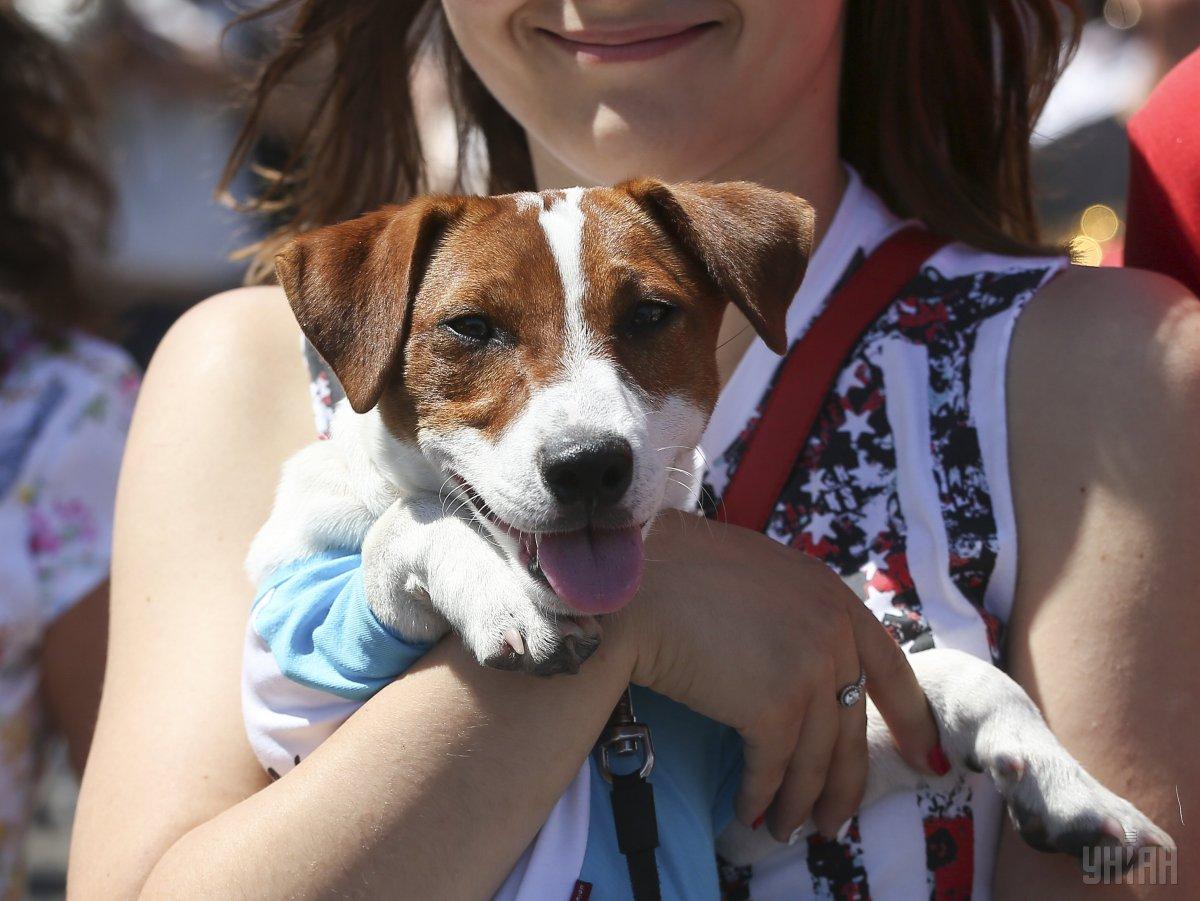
[{"xmin": 0, "ymin": 310, "xmax": 138, "ymax": 896}]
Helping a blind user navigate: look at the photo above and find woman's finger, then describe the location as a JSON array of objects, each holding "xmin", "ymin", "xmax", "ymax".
[
  {"xmin": 810, "ymin": 678, "xmax": 869, "ymax": 837},
  {"xmin": 845, "ymin": 600, "xmax": 941, "ymax": 773},
  {"xmin": 767, "ymin": 671, "xmax": 841, "ymax": 842},
  {"xmin": 734, "ymin": 717, "xmax": 802, "ymax": 828}
]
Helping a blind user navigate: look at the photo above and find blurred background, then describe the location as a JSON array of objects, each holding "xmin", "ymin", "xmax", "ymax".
[{"xmin": 6, "ymin": 0, "xmax": 1200, "ymax": 896}]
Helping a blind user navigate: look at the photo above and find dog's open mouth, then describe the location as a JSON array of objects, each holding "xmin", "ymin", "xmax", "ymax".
[{"xmin": 448, "ymin": 475, "xmax": 645, "ymax": 615}]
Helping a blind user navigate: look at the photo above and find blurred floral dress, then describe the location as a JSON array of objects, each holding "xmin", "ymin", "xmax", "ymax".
[{"xmin": 0, "ymin": 310, "xmax": 138, "ymax": 896}]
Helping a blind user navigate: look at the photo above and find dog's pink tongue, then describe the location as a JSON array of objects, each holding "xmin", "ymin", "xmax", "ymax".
[{"xmin": 536, "ymin": 525, "xmax": 644, "ymax": 614}]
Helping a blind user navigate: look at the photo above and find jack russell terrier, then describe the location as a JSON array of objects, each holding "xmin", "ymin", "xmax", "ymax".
[{"xmin": 243, "ymin": 180, "xmax": 1173, "ymax": 873}]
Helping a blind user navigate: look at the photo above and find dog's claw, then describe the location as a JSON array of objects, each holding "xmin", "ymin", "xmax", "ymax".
[{"xmin": 503, "ymin": 628, "xmax": 525, "ymax": 656}]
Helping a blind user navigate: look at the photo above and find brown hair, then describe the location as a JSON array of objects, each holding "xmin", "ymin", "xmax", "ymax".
[
  {"xmin": 0, "ymin": 7, "xmax": 113, "ymax": 329},
  {"xmin": 221, "ymin": 0, "xmax": 1080, "ymax": 279}
]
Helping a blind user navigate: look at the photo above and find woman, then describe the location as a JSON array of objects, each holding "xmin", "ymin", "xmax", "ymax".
[
  {"xmin": 71, "ymin": 1, "xmax": 1198, "ymax": 898},
  {"xmin": 0, "ymin": 8, "xmax": 138, "ymax": 893}
]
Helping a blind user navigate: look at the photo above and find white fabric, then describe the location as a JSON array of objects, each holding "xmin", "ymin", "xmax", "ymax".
[
  {"xmin": 701, "ymin": 172, "xmax": 1067, "ymax": 899},
  {"xmin": 240, "ymin": 593, "xmax": 364, "ymax": 775},
  {"xmin": 494, "ymin": 763, "xmax": 591, "ymax": 901}
]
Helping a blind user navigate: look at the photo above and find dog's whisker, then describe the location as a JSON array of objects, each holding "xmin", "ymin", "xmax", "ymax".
[
  {"xmin": 438, "ymin": 477, "xmax": 472, "ymax": 518},
  {"xmin": 667, "ymin": 477, "xmax": 694, "ymax": 495},
  {"xmin": 440, "ymin": 484, "xmax": 471, "ymax": 519},
  {"xmin": 656, "ymin": 443, "xmax": 712, "ymax": 478}
]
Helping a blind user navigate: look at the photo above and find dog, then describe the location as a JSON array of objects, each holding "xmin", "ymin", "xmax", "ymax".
[{"xmin": 245, "ymin": 180, "xmax": 1174, "ymax": 870}]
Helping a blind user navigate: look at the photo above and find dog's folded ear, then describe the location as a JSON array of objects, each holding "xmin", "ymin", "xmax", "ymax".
[
  {"xmin": 621, "ymin": 179, "xmax": 815, "ymax": 354},
  {"xmin": 274, "ymin": 197, "xmax": 465, "ymax": 413}
]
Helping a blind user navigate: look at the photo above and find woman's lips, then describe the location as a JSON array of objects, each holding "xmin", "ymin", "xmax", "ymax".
[{"xmin": 538, "ymin": 21, "xmax": 719, "ymax": 64}]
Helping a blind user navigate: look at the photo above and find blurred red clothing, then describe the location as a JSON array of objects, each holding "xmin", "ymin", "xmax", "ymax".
[{"xmin": 1125, "ymin": 48, "xmax": 1200, "ymax": 296}]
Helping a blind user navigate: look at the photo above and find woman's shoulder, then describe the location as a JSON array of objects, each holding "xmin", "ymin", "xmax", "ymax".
[
  {"xmin": 1007, "ymin": 264, "xmax": 1200, "ymax": 526},
  {"xmin": 155, "ymin": 285, "xmax": 299, "ymax": 375},
  {"xmin": 1011, "ymin": 265, "xmax": 1200, "ymax": 402},
  {"xmin": 133, "ymin": 283, "xmax": 314, "ymax": 490}
]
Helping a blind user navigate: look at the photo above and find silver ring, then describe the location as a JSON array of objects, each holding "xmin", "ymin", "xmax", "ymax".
[{"xmin": 837, "ymin": 669, "xmax": 867, "ymax": 708}]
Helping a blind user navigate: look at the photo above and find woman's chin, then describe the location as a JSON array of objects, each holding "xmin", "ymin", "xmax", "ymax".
[{"xmin": 557, "ymin": 119, "xmax": 739, "ymax": 187}]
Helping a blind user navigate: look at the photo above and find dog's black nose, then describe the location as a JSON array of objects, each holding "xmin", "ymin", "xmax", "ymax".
[{"xmin": 540, "ymin": 436, "xmax": 634, "ymax": 508}]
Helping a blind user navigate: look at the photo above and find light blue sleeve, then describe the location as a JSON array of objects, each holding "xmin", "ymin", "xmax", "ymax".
[{"xmin": 252, "ymin": 550, "xmax": 433, "ymax": 701}]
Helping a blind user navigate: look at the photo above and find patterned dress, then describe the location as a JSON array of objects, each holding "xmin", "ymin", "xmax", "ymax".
[
  {"xmin": 0, "ymin": 311, "xmax": 138, "ymax": 897},
  {"xmin": 702, "ymin": 170, "xmax": 1066, "ymax": 900}
]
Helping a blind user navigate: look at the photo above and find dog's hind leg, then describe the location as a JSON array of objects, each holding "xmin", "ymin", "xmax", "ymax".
[{"xmin": 718, "ymin": 647, "xmax": 1174, "ymax": 870}]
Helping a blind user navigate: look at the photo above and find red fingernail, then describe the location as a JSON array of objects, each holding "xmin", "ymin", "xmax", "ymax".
[
  {"xmin": 927, "ymin": 745, "xmax": 951, "ymax": 776},
  {"xmin": 752, "ymin": 814, "xmax": 766, "ymax": 830}
]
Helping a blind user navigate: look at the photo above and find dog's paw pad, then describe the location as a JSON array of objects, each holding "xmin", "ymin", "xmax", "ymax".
[
  {"xmin": 483, "ymin": 643, "xmax": 525, "ymax": 671},
  {"xmin": 531, "ymin": 632, "xmax": 600, "ymax": 676}
]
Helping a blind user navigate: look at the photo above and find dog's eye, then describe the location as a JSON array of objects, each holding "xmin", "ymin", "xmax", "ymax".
[
  {"xmin": 628, "ymin": 301, "xmax": 676, "ymax": 332},
  {"xmin": 445, "ymin": 315, "xmax": 493, "ymax": 344}
]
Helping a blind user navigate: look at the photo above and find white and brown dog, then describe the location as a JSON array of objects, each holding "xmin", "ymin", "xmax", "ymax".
[{"xmin": 246, "ymin": 180, "xmax": 1173, "ymax": 867}]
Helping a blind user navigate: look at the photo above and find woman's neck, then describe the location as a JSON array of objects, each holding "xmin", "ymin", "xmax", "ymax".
[
  {"xmin": 528, "ymin": 26, "xmax": 847, "ymax": 250},
  {"xmin": 531, "ymin": 131, "xmax": 845, "ymax": 250}
]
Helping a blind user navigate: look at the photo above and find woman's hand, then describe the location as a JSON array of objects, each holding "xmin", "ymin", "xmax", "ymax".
[{"xmin": 619, "ymin": 510, "xmax": 941, "ymax": 843}]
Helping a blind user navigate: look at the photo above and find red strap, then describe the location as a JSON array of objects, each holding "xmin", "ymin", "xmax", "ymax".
[{"xmin": 718, "ymin": 226, "xmax": 948, "ymax": 532}]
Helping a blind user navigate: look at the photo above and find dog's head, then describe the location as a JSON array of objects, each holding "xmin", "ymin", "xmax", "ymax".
[{"xmin": 276, "ymin": 181, "xmax": 812, "ymax": 615}]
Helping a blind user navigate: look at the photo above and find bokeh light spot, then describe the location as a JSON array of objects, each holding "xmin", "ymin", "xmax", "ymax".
[
  {"xmin": 1070, "ymin": 235, "xmax": 1104, "ymax": 267},
  {"xmin": 1103, "ymin": 0, "xmax": 1142, "ymax": 29},
  {"xmin": 1081, "ymin": 204, "xmax": 1120, "ymax": 242}
]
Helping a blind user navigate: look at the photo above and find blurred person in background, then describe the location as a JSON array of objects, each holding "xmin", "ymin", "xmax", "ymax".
[
  {"xmin": 1034, "ymin": 0, "xmax": 1200, "ymax": 262},
  {"xmin": 1125, "ymin": 46, "xmax": 1200, "ymax": 296},
  {"xmin": 72, "ymin": 0, "xmax": 1199, "ymax": 898},
  {"xmin": 0, "ymin": 5, "xmax": 138, "ymax": 894},
  {"xmin": 13, "ymin": 0, "xmax": 273, "ymax": 367}
]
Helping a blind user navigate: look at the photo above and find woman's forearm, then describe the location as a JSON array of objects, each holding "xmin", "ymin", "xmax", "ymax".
[
  {"xmin": 73, "ymin": 293, "xmax": 642, "ymax": 900},
  {"xmin": 141, "ymin": 632, "xmax": 636, "ymax": 900}
]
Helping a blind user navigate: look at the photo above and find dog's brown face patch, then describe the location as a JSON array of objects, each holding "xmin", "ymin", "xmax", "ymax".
[
  {"xmin": 379, "ymin": 187, "xmax": 728, "ymax": 446},
  {"xmin": 385, "ymin": 195, "xmax": 566, "ymax": 442},
  {"xmin": 278, "ymin": 180, "xmax": 811, "ymax": 532},
  {"xmin": 280, "ymin": 180, "xmax": 812, "ymax": 469},
  {"xmin": 579, "ymin": 188, "xmax": 726, "ymax": 415}
]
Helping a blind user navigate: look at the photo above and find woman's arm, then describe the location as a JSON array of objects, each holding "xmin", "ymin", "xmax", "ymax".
[
  {"xmin": 71, "ymin": 289, "xmax": 626, "ymax": 898},
  {"xmin": 996, "ymin": 267, "xmax": 1200, "ymax": 898},
  {"xmin": 70, "ymin": 287, "xmax": 936, "ymax": 898}
]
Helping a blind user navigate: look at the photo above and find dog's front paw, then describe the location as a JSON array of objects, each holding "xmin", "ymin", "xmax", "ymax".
[
  {"xmin": 977, "ymin": 748, "xmax": 1175, "ymax": 872},
  {"xmin": 471, "ymin": 610, "xmax": 602, "ymax": 676}
]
